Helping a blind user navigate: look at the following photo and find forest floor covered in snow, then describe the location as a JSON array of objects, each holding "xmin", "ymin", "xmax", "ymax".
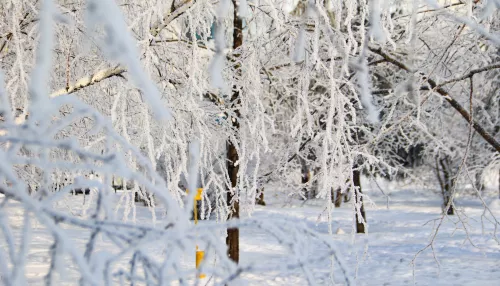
[
  {"xmin": 241, "ymin": 179, "xmax": 500, "ymax": 286},
  {"xmin": 3, "ymin": 178, "xmax": 500, "ymax": 285}
]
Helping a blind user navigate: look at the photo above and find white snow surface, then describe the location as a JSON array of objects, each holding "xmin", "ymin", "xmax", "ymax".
[{"xmin": 2, "ymin": 179, "xmax": 500, "ymax": 285}]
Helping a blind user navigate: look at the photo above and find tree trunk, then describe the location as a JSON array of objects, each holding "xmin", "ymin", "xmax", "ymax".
[
  {"xmin": 135, "ymin": 188, "xmax": 149, "ymax": 207},
  {"xmin": 300, "ymin": 158, "xmax": 311, "ymax": 199},
  {"xmin": 439, "ymin": 157, "xmax": 455, "ymax": 215},
  {"xmin": 353, "ymin": 167, "xmax": 366, "ymax": 233},
  {"xmin": 474, "ymin": 171, "xmax": 483, "ymax": 193},
  {"xmin": 226, "ymin": 0, "xmax": 243, "ymax": 264},
  {"xmin": 256, "ymin": 187, "xmax": 266, "ymax": 206},
  {"xmin": 333, "ymin": 188, "xmax": 342, "ymax": 207}
]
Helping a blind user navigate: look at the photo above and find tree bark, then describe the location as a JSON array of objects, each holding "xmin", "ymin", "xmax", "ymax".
[
  {"xmin": 226, "ymin": 0, "xmax": 243, "ymax": 264},
  {"xmin": 439, "ymin": 157, "xmax": 455, "ymax": 215},
  {"xmin": 475, "ymin": 171, "xmax": 483, "ymax": 193},
  {"xmin": 353, "ymin": 167, "xmax": 366, "ymax": 233},
  {"xmin": 333, "ymin": 188, "xmax": 342, "ymax": 207},
  {"xmin": 256, "ymin": 187, "xmax": 266, "ymax": 206},
  {"xmin": 300, "ymin": 157, "xmax": 311, "ymax": 199}
]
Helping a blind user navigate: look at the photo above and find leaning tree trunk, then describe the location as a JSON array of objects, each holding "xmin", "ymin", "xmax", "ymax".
[
  {"xmin": 353, "ymin": 166, "xmax": 366, "ymax": 233},
  {"xmin": 225, "ymin": 0, "xmax": 243, "ymax": 264}
]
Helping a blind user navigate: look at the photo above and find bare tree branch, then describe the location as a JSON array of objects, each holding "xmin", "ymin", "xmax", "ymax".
[
  {"xmin": 437, "ymin": 63, "xmax": 500, "ymax": 86},
  {"xmin": 0, "ymin": 9, "xmax": 35, "ymax": 54},
  {"xmin": 394, "ymin": 1, "xmax": 467, "ymax": 20}
]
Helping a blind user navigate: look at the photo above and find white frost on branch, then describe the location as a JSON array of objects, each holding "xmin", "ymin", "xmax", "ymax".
[
  {"xmin": 293, "ymin": 27, "xmax": 306, "ymax": 63},
  {"xmin": 238, "ymin": 0, "xmax": 250, "ymax": 18},
  {"xmin": 28, "ymin": 0, "xmax": 56, "ymax": 125},
  {"xmin": 209, "ymin": 0, "xmax": 230, "ymax": 94},
  {"xmin": 478, "ymin": 0, "xmax": 500, "ymax": 19},
  {"xmin": 85, "ymin": 0, "xmax": 172, "ymax": 120},
  {"xmin": 217, "ymin": 0, "xmax": 231, "ymax": 17},
  {"xmin": 368, "ymin": 0, "xmax": 385, "ymax": 42},
  {"xmin": 186, "ymin": 137, "xmax": 201, "ymax": 215},
  {"xmin": 0, "ymin": 72, "xmax": 11, "ymax": 124},
  {"xmin": 424, "ymin": 0, "xmax": 500, "ymax": 44},
  {"xmin": 356, "ymin": 49, "xmax": 379, "ymax": 124}
]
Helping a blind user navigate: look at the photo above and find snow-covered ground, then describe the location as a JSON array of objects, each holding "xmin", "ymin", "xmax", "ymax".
[
  {"xmin": 2, "ymin": 178, "xmax": 500, "ymax": 285},
  {"xmin": 242, "ymin": 180, "xmax": 500, "ymax": 286}
]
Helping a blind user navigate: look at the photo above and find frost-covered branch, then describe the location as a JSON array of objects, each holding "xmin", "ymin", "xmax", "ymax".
[
  {"xmin": 369, "ymin": 47, "xmax": 500, "ymax": 152},
  {"xmin": 150, "ymin": 0, "xmax": 197, "ymax": 37},
  {"xmin": 51, "ymin": 66, "xmax": 126, "ymax": 97},
  {"xmin": 437, "ymin": 62, "xmax": 500, "ymax": 86}
]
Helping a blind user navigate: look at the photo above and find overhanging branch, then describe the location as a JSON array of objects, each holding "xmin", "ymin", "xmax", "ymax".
[{"xmin": 369, "ymin": 47, "xmax": 500, "ymax": 153}]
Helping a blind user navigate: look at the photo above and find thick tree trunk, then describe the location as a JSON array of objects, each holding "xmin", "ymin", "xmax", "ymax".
[
  {"xmin": 226, "ymin": 147, "xmax": 239, "ymax": 262},
  {"xmin": 353, "ymin": 167, "xmax": 366, "ymax": 233},
  {"xmin": 226, "ymin": 0, "xmax": 243, "ymax": 264}
]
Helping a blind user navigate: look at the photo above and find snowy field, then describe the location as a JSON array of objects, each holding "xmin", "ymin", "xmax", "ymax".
[{"xmin": 2, "ymin": 178, "xmax": 500, "ymax": 286}]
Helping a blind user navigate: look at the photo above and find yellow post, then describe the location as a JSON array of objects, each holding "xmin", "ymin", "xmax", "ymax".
[
  {"xmin": 188, "ymin": 188, "xmax": 205, "ymax": 279},
  {"xmin": 196, "ymin": 247, "xmax": 206, "ymax": 279}
]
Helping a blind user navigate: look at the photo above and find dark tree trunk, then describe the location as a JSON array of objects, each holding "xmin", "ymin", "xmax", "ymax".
[
  {"xmin": 226, "ymin": 175, "xmax": 239, "ymax": 263},
  {"xmin": 438, "ymin": 157, "xmax": 455, "ymax": 215},
  {"xmin": 435, "ymin": 157, "xmax": 445, "ymax": 198},
  {"xmin": 256, "ymin": 187, "xmax": 266, "ymax": 206},
  {"xmin": 333, "ymin": 188, "xmax": 342, "ymax": 207},
  {"xmin": 134, "ymin": 188, "xmax": 149, "ymax": 207},
  {"xmin": 300, "ymin": 158, "xmax": 311, "ymax": 199},
  {"xmin": 226, "ymin": 0, "xmax": 243, "ymax": 264},
  {"xmin": 475, "ymin": 172, "xmax": 483, "ymax": 193},
  {"xmin": 353, "ymin": 167, "xmax": 366, "ymax": 233}
]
